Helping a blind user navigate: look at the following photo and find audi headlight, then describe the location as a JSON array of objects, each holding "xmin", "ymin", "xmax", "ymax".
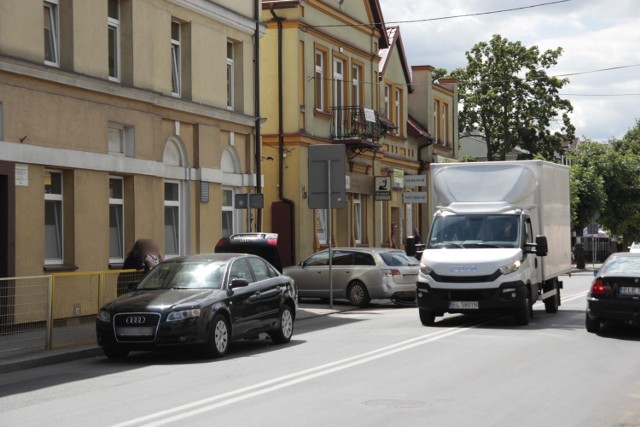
[
  {"xmin": 97, "ymin": 310, "xmax": 110, "ymax": 323},
  {"xmin": 499, "ymin": 260, "xmax": 522, "ymax": 275},
  {"xmin": 166, "ymin": 309, "xmax": 201, "ymax": 322},
  {"xmin": 419, "ymin": 262, "xmax": 433, "ymax": 275}
]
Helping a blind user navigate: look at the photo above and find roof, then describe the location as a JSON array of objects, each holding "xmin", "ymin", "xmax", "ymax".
[
  {"xmin": 378, "ymin": 26, "xmax": 412, "ymax": 90},
  {"xmin": 408, "ymin": 115, "xmax": 433, "ymax": 142}
]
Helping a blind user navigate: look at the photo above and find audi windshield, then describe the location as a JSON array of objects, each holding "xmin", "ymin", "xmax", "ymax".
[
  {"xmin": 428, "ymin": 214, "xmax": 520, "ymax": 249},
  {"xmin": 135, "ymin": 261, "xmax": 228, "ymax": 290}
]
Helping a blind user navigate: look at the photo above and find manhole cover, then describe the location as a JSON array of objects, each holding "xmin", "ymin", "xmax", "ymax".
[{"xmin": 363, "ymin": 399, "xmax": 430, "ymax": 409}]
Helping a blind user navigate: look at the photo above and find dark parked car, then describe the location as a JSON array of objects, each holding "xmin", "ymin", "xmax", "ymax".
[
  {"xmin": 215, "ymin": 233, "xmax": 282, "ymax": 272},
  {"xmin": 96, "ymin": 253, "xmax": 296, "ymax": 359},
  {"xmin": 586, "ymin": 252, "xmax": 640, "ymax": 333}
]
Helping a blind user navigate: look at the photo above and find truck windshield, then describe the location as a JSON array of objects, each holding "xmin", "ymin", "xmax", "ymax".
[{"xmin": 427, "ymin": 214, "xmax": 520, "ymax": 249}]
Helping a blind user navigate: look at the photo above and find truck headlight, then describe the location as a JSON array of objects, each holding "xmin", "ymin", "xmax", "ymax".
[
  {"xmin": 166, "ymin": 309, "xmax": 201, "ymax": 322},
  {"xmin": 97, "ymin": 310, "xmax": 110, "ymax": 323},
  {"xmin": 499, "ymin": 260, "xmax": 521, "ymax": 275},
  {"xmin": 419, "ymin": 262, "xmax": 433, "ymax": 275}
]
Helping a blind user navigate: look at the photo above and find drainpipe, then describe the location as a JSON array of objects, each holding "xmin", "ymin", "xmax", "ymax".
[
  {"xmin": 254, "ymin": 0, "xmax": 262, "ymax": 231},
  {"xmin": 270, "ymin": 6, "xmax": 296, "ymax": 264}
]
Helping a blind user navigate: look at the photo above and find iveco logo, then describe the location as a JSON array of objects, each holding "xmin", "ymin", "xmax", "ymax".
[
  {"xmin": 125, "ymin": 316, "xmax": 146, "ymax": 325},
  {"xmin": 450, "ymin": 265, "xmax": 478, "ymax": 273}
]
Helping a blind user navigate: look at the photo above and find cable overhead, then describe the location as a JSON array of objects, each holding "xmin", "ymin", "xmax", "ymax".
[{"xmin": 311, "ymin": 0, "xmax": 571, "ymax": 28}]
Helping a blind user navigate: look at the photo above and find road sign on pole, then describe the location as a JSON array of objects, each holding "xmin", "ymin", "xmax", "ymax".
[{"xmin": 308, "ymin": 144, "xmax": 346, "ymax": 308}]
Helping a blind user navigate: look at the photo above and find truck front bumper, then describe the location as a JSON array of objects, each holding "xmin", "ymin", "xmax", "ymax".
[{"xmin": 416, "ymin": 281, "xmax": 527, "ymax": 315}]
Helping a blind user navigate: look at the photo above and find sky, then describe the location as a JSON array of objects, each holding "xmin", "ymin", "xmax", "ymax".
[{"xmin": 377, "ymin": 0, "xmax": 640, "ymax": 142}]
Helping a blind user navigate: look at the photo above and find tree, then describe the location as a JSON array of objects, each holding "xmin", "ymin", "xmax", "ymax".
[
  {"xmin": 567, "ymin": 141, "xmax": 606, "ymax": 231},
  {"xmin": 452, "ymin": 34, "xmax": 575, "ymax": 161}
]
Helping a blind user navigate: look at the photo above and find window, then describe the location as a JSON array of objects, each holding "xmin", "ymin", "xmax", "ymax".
[
  {"xmin": 44, "ymin": 1, "xmax": 59, "ymax": 66},
  {"xmin": 315, "ymin": 209, "xmax": 328, "ymax": 246},
  {"xmin": 222, "ymin": 188, "xmax": 234, "ymax": 238},
  {"xmin": 108, "ymin": 0, "xmax": 120, "ymax": 81},
  {"xmin": 304, "ymin": 251, "xmax": 329, "ymax": 267},
  {"xmin": 353, "ymin": 252, "xmax": 375, "ymax": 266},
  {"xmin": 442, "ymin": 103, "xmax": 448, "ymax": 145},
  {"xmin": 164, "ymin": 181, "xmax": 180, "ymax": 256},
  {"xmin": 314, "ymin": 50, "xmax": 325, "ymax": 111},
  {"xmin": 333, "ymin": 57, "xmax": 345, "ymax": 135},
  {"xmin": 247, "ymin": 257, "xmax": 271, "ymax": 281},
  {"xmin": 227, "ymin": 41, "xmax": 234, "ymax": 109},
  {"xmin": 384, "ymin": 85, "xmax": 390, "ymax": 118},
  {"xmin": 351, "ymin": 65, "xmax": 361, "ymax": 107},
  {"xmin": 108, "ymin": 122, "xmax": 134, "ymax": 156},
  {"xmin": 229, "ymin": 258, "xmax": 253, "ymax": 283},
  {"xmin": 353, "ymin": 194, "xmax": 362, "ymax": 244},
  {"xmin": 109, "ymin": 177, "xmax": 124, "ymax": 261},
  {"xmin": 44, "ymin": 170, "xmax": 63, "ymax": 263},
  {"xmin": 394, "ymin": 88, "xmax": 401, "ymax": 135},
  {"xmin": 171, "ymin": 21, "xmax": 181, "ymax": 97},
  {"xmin": 332, "ymin": 251, "xmax": 353, "ymax": 266},
  {"xmin": 433, "ymin": 100, "xmax": 439, "ymax": 144}
]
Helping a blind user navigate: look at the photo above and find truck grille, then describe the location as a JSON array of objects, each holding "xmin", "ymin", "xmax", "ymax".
[
  {"xmin": 113, "ymin": 312, "xmax": 161, "ymax": 343},
  {"xmin": 429, "ymin": 270, "xmax": 502, "ymax": 283}
]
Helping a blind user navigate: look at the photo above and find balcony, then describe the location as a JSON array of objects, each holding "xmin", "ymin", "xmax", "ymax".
[{"xmin": 330, "ymin": 106, "xmax": 383, "ymax": 151}]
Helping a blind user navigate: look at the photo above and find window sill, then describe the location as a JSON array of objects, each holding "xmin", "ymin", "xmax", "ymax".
[
  {"xmin": 44, "ymin": 264, "xmax": 79, "ymax": 272},
  {"xmin": 109, "ymin": 263, "xmax": 124, "ymax": 270},
  {"xmin": 314, "ymin": 109, "xmax": 332, "ymax": 120}
]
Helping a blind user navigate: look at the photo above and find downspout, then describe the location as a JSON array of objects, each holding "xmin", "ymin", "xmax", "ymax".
[
  {"xmin": 254, "ymin": 0, "xmax": 262, "ymax": 231},
  {"xmin": 270, "ymin": 6, "xmax": 296, "ymax": 263}
]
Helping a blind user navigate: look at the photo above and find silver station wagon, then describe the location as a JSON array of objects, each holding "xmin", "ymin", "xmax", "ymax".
[{"xmin": 284, "ymin": 248, "xmax": 419, "ymax": 307}]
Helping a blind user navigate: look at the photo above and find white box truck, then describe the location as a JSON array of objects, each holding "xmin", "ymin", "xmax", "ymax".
[{"xmin": 417, "ymin": 160, "xmax": 571, "ymax": 326}]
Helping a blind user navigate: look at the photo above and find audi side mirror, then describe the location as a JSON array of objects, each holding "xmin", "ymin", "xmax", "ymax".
[{"xmin": 230, "ymin": 278, "xmax": 249, "ymax": 289}]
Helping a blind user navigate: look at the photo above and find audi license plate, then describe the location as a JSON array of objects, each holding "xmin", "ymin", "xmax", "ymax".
[
  {"xmin": 619, "ymin": 287, "xmax": 640, "ymax": 296},
  {"xmin": 449, "ymin": 301, "xmax": 479, "ymax": 310},
  {"xmin": 117, "ymin": 327, "xmax": 154, "ymax": 336}
]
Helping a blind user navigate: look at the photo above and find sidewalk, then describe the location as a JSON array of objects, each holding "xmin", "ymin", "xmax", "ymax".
[{"xmin": 0, "ymin": 302, "xmax": 355, "ymax": 374}]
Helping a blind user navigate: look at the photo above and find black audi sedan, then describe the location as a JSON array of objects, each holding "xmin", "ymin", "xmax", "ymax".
[
  {"xmin": 96, "ymin": 253, "xmax": 297, "ymax": 359},
  {"xmin": 586, "ymin": 252, "xmax": 640, "ymax": 333}
]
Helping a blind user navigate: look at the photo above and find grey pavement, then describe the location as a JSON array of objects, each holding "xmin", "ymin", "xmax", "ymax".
[{"xmin": 0, "ymin": 301, "xmax": 358, "ymax": 374}]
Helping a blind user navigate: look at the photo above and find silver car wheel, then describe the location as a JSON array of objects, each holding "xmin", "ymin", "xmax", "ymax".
[
  {"xmin": 214, "ymin": 318, "xmax": 229, "ymax": 353},
  {"xmin": 281, "ymin": 308, "xmax": 293, "ymax": 339},
  {"xmin": 350, "ymin": 285, "xmax": 364, "ymax": 304}
]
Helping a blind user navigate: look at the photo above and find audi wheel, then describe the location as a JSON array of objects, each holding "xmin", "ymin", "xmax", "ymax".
[
  {"xmin": 270, "ymin": 305, "xmax": 294, "ymax": 344},
  {"xmin": 204, "ymin": 314, "xmax": 230, "ymax": 358}
]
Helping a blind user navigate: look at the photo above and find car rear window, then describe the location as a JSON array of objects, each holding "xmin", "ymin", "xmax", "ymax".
[
  {"xmin": 380, "ymin": 251, "xmax": 419, "ymax": 267},
  {"xmin": 601, "ymin": 256, "xmax": 640, "ymax": 275}
]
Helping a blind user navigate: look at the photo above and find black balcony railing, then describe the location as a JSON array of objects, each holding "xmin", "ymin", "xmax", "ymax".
[{"xmin": 330, "ymin": 106, "xmax": 383, "ymax": 150}]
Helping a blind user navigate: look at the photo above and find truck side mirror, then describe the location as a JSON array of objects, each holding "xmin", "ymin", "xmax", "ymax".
[{"xmin": 535, "ymin": 235, "xmax": 548, "ymax": 257}]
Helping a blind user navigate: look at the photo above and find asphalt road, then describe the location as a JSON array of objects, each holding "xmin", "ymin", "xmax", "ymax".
[{"xmin": 2, "ymin": 270, "xmax": 640, "ymax": 427}]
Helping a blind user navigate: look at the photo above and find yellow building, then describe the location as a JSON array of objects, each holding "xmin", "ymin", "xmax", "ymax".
[
  {"xmin": 260, "ymin": 0, "xmax": 425, "ymax": 265},
  {"xmin": 0, "ymin": 0, "xmax": 263, "ymax": 278}
]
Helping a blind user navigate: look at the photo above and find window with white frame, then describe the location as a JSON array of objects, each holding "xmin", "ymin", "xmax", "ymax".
[
  {"xmin": 222, "ymin": 188, "xmax": 234, "ymax": 238},
  {"xmin": 353, "ymin": 194, "xmax": 362, "ymax": 244},
  {"xmin": 384, "ymin": 85, "xmax": 390, "ymax": 118},
  {"xmin": 44, "ymin": 1, "xmax": 59, "ymax": 66},
  {"xmin": 442, "ymin": 103, "xmax": 448, "ymax": 146},
  {"xmin": 351, "ymin": 65, "xmax": 361, "ymax": 107},
  {"xmin": 108, "ymin": 0, "xmax": 120, "ymax": 81},
  {"xmin": 433, "ymin": 100, "xmax": 439, "ymax": 144},
  {"xmin": 164, "ymin": 181, "xmax": 181, "ymax": 256},
  {"xmin": 44, "ymin": 170, "xmax": 63, "ymax": 263},
  {"xmin": 109, "ymin": 177, "xmax": 124, "ymax": 261},
  {"xmin": 315, "ymin": 210, "xmax": 328, "ymax": 246},
  {"xmin": 314, "ymin": 50, "xmax": 324, "ymax": 111},
  {"xmin": 171, "ymin": 21, "xmax": 181, "ymax": 97},
  {"xmin": 394, "ymin": 88, "xmax": 401, "ymax": 135},
  {"xmin": 108, "ymin": 122, "xmax": 134, "ymax": 157},
  {"xmin": 227, "ymin": 41, "xmax": 234, "ymax": 109},
  {"xmin": 333, "ymin": 57, "xmax": 345, "ymax": 135}
]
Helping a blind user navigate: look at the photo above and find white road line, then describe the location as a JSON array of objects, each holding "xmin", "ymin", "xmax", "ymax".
[
  {"xmin": 560, "ymin": 290, "xmax": 589, "ymax": 303},
  {"xmin": 112, "ymin": 319, "xmax": 494, "ymax": 427}
]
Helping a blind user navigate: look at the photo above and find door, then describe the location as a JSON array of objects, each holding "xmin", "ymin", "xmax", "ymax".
[
  {"xmin": 226, "ymin": 258, "xmax": 261, "ymax": 337},
  {"xmin": 296, "ymin": 251, "xmax": 330, "ymax": 297},
  {"xmin": 0, "ymin": 162, "xmax": 16, "ymax": 331},
  {"xmin": 246, "ymin": 256, "xmax": 282, "ymax": 329},
  {"xmin": 330, "ymin": 250, "xmax": 355, "ymax": 297}
]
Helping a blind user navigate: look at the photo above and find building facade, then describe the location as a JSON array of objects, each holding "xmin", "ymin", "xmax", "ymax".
[{"xmin": 0, "ymin": 0, "xmax": 262, "ymax": 278}]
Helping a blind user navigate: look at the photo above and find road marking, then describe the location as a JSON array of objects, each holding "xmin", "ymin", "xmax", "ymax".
[
  {"xmin": 114, "ymin": 290, "xmax": 590, "ymax": 426},
  {"xmin": 112, "ymin": 318, "xmax": 495, "ymax": 427}
]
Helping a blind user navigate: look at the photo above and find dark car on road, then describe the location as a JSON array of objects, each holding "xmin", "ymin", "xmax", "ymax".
[
  {"xmin": 96, "ymin": 253, "xmax": 296, "ymax": 359},
  {"xmin": 586, "ymin": 252, "xmax": 640, "ymax": 333}
]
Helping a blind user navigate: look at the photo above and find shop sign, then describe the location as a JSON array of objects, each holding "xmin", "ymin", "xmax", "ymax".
[{"xmin": 374, "ymin": 176, "xmax": 392, "ymax": 201}]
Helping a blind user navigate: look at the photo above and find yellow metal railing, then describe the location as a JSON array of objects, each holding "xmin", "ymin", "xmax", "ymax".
[{"xmin": 0, "ymin": 270, "xmax": 144, "ymax": 353}]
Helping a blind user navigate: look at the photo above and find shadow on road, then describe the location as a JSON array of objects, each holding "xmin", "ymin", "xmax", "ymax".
[{"xmin": 430, "ymin": 308, "xmax": 589, "ymax": 331}]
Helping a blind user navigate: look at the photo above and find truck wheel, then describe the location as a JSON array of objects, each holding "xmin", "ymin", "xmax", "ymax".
[
  {"xmin": 514, "ymin": 296, "xmax": 531, "ymax": 326},
  {"xmin": 419, "ymin": 309, "xmax": 436, "ymax": 326},
  {"xmin": 544, "ymin": 279, "xmax": 560, "ymax": 314},
  {"xmin": 585, "ymin": 314, "xmax": 601, "ymax": 333},
  {"xmin": 347, "ymin": 281, "xmax": 371, "ymax": 307}
]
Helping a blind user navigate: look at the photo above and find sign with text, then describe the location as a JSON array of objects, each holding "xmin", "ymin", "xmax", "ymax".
[
  {"xmin": 404, "ymin": 174, "xmax": 426, "ymax": 188},
  {"xmin": 374, "ymin": 176, "xmax": 392, "ymax": 201},
  {"xmin": 403, "ymin": 192, "xmax": 427, "ymax": 204}
]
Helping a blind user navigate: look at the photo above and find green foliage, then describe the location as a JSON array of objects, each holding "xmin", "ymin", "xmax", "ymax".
[
  {"xmin": 431, "ymin": 67, "xmax": 449, "ymax": 81},
  {"xmin": 452, "ymin": 34, "xmax": 575, "ymax": 161},
  {"xmin": 569, "ymin": 120, "xmax": 640, "ymax": 243}
]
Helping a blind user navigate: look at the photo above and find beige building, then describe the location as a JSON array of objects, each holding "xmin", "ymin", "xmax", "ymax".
[
  {"xmin": 0, "ymin": 0, "xmax": 263, "ymax": 278},
  {"xmin": 260, "ymin": 0, "xmax": 426, "ymax": 265}
]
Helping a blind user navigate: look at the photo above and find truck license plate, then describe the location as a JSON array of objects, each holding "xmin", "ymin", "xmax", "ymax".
[
  {"xmin": 449, "ymin": 301, "xmax": 479, "ymax": 309},
  {"xmin": 619, "ymin": 287, "xmax": 640, "ymax": 296}
]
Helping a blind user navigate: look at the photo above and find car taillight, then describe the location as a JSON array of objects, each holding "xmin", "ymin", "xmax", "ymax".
[
  {"xmin": 267, "ymin": 238, "xmax": 278, "ymax": 246},
  {"xmin": 383, "ymin": 269, "xmax": 401, "ymax": 277},
  {"xmin": 590, "ymin": 279, "xmax": 607, "ymax": 296}
]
